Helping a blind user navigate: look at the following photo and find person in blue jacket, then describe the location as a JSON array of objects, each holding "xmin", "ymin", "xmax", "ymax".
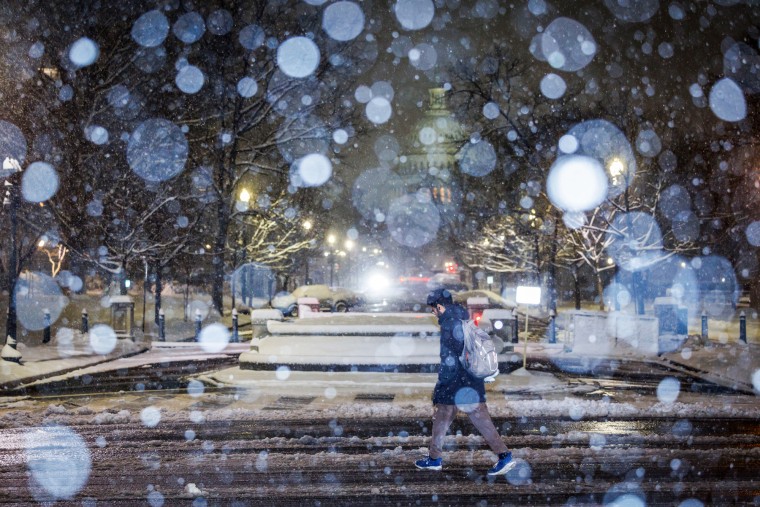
[{"xmin": 415, "ymin": 288, "xmax": 516, "ymax": 476}]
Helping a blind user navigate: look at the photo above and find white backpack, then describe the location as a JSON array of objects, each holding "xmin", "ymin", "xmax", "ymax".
[{"xmin": 459, "ymin": 319, "xmax": 499, "ymax": 381}]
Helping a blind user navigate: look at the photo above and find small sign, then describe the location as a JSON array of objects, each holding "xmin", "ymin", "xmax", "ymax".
[
  {"xmin": 486, "ymin": 276, "xmax": 494, "ymax": 284},
  {"xmin": 516, "ymin": 286, "xmax": 541, "ymax": 305}
]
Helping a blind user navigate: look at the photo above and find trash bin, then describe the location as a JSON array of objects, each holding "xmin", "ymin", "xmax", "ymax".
[
  {"xmin": 653, "ymin": 294, "xmax": 687, "ymax": 335},
  {"xmin": 109, "ymin": 295, "xmax": 135, "ymax": 339},
  {"xmin": 466, "ymin": 297, "xmax": 489, "ymax": 325}
]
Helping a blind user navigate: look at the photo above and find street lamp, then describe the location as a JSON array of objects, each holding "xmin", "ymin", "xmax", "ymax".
[
  {"xmin": 2, "ymin": 157, "xmax": 22, "ymax": 363},
  {"xmin": 327, "ymin": 234, "xmax": 336, "ymax": 286},
  {"xmin": 302, "ymin": 219, "xmax": 313, "ymax": 285},
  {"xmin": 607, "ymin": 157, "xmax": 644, "ymax": 314},
  {"xmin": 232, "ymin": 188, "xmax": 251, "ymax": 311}
]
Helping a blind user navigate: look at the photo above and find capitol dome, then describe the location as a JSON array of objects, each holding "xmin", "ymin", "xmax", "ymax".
[{"xmin": 400, "ymin": 88, "xmax": 468, "ymax": 176}]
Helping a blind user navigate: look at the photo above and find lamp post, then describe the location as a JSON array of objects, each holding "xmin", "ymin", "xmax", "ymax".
[
  {"xmin": 327, "ymin": 234, "xmax": 336, "ymax": 286},
  {"xmin": 232, "ymin": 188, "xmax": 251, "ymax": 312},
  {"xmin": 2, "ymin": 157, "xmax": 22, "ymax": 363},
  {"xmin": 608, "ymin": 157, "xmax": 643, "ymax": 314},
  {"xmin": 344, "ymin": 239, "xmax": 354, "ymax": 288},
  {"xmin": 141, "ymin": 256, "xmax": 148, "ymax": 333},
  {"xmin": 302, "ymin": 219, "xmax": 312, "ymax": 285}
]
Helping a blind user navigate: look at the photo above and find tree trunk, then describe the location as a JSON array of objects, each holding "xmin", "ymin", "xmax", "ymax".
[
  {"xmin": 596, "ymin": 272, "xmax": 605, "ymax": 311},
  {"xmin": 212, "ymin": 198, "xmax": 230, "ymax": 316},
  {"xmin": 573, "ymin": 267, "xmax": 582, "ymax": 310}
]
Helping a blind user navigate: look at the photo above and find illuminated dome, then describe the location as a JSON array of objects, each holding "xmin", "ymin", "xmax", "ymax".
[{"xmin": 400, "ymin": 88, "xmax": 467, "ymax": 175}]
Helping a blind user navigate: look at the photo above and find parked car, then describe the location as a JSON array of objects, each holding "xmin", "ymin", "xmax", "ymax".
[{"xmin": 271, "ymin": 285, "xmax": 364, "ymax": 317}]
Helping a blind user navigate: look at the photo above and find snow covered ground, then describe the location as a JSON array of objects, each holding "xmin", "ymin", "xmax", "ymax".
[{"xmin": 1, "ymin": 312, "xmax": 758, "ymax": 422}]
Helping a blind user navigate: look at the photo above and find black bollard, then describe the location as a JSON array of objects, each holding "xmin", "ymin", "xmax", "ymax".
[
  {"xmin": 740, "ymin": 311, "xmax": 747, "ymax": 344},
  {"xmin": 158, "ymin": 309, "xmax": 165, "ymax": 341},
  {"xmin": 195, "ymin": 309, "xmax": 202, "ymax": 340},
  {"xmin": 512, "ymin": 310, "xmax": 519, "ymax": 344},
  {"xmin": 701, "ymin": 311, "xmax": 708, "ymax": 342},
  {"xmin": 43, "ymin": 309, "xmax": 51, "ymax": 344},
  {"xmin": 81, "ymin": 308, "xmax": 89, "ymax": 333},
  {"xmin": 548, "ymin": 310, "xmax": 556, "ymax": 344},
  {"xmin": 231, "ymin": 308, "xmax": 239, "ymax": 343}
]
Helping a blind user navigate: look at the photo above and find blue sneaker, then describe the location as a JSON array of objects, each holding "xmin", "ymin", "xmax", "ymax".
[
  {"xmin": 415, "ymin": 456, "xmax": 442, "ymax": 471},
  {"xmin": 487, "ymin": 452, "xmax": 516, "ymax": 476}
]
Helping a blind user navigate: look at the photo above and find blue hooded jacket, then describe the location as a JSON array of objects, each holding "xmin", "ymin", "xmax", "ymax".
[{"xmin": 433, "ymin": 302, "xmax": 486, "ymax": 405}]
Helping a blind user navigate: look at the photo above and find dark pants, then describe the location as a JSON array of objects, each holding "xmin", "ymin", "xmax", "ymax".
[{"xmin": 429, "ymin": 403, "xmax": 508, "ymax": 459}]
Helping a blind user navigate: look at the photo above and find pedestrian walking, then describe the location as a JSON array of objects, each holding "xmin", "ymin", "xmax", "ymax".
[{"xmin": 415, "ymin": 288, "xmax": 516, "ymax": 476}]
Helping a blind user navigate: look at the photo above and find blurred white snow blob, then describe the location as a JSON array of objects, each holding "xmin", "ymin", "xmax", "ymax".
[
  {"xmin": 453, "ymin": 387, "xmax": 479, "ymax": 410},
  {"xmin": 173, "ymin": 12, "xmax": 205, "ymax": 44},
  {"xmin": 187, "ymin": 299, "xmax": 210, "ymax": 321},
  {"xmin": 569, "ymin": 404, "xmax": 585, "ymax": 420},
  {"xmin": 131, "ymin": 10, "xmax": 169, "ymax": 48},
  {"xmin": 540, "ymin": 73, "xmax": 566, "ymax": 99},
  {"xmin": 635, "ymin": 129, "xmax": 661, "ymax": 157},
  {"xmin": 276, "ymin": 365, "xmax": 291, "ymax": 380},
  {"xmin": 140, "ymin": 406, "xmax": 161, "ymax": 428},
  {"xmin": 85, "ymin": 125, "xmax": 109, "ymax": 145},
  {"xmin": 29, "ymin": 41, "xmax": 44, "ymax": 59},
  {"xmin": 147, "ymin": 491, "xmax": 165, "ymax": 507},
  {"xmin": 355, "ymin": 85, "xmax": 372, "ymax": 103},
  {"xmin": 237, "ymin": 77, "xmax": 258, "ymax": 98},
  {"xmin": 198, "ymin": 323, "xmax": 230, "ymax": 353},
  {"xmin": 187, "ymin": 379, "xmax": 205, "ymax": 398},
  {"xmin": 546, "ymin": 155, "xmax": 608, "ymax": 212},
  {"xmin": 482, "ymin": 102, "xmax": 500, "ymax": 120},
  {"xmin": 239, "ymin": 24, "xmax": 265, "ymax": 50},
  {"xmin": 295, "ymin": 153, "xmax": 332, "ymax": 187},
  {"xmin": 604, "ymin": 0, "xmax": 658, "ymax": 22},
  {"xmin": 506, "ymin": 460, "xmax": 532, "ymax": 486},
  {"xmin": 752, "ymin": 370, "xmax": 760, "ymax": 391},
  {"xmin": 657, "ymin": 377, "xmax": 680, "ymax": 404},
  {"xmin": 541, "ymin": 17, "xmax": 596, "ymax": 72},
  {"xmin": 22, "ymin": 162, "xmax": 58, "ymax": 202},
  {"xmin": 589, "ymin": 433, "xmax": 606, "ymax": 451},
  {"xmin": 394, "ymin": 0, "xmax": 435, "ymax": 30},
  {"xmin": 89, "ymin": 324, "xmax": 118, "ymax": 355},
  {"xmin": 69, "ymin": 37, "xmax": 99, "ymax": 67},
  {"xmin": 175, "ymin": 65, "xmax": 204, "ymax": 94},
  {"xmin": 458, "ymin": 139, "xmax": 496, "ymax": 177},
  {"xmin": 207, "ymin": 9, "xmax": 234, "ymax": 36},
  {"xmin": 386, "ymin": 194, "xmax": 440, "ymax": 247},
  {"xmin": 709, "ymin": 78, "xmax": 746, "ymax": 122},
  {"xmin": 745, "ymin": 221, "xmax": 760, "ymax": 247},
  {"xmin": 127, "ymin": 119, "xmax": 188, "ymax": 182},
  {"xmin": 558, "ymin": 134, "xmax": 578, "ymax": 154},
  {"xmin": 419, "ymin": 126, "xmax": 437, "ymax": 145},
  {"xmin": 15, "ymin": 272, "xmax": 67, "ymax": 331},
  {"xmin": 408, "ymin": 43, "xmax": 437, "ymax": 70},
  {"xmin": 323, "ymin": 1, "xmax": 364, "ymax": 41},
  {"xmin": 277, "ymin": 36, "xmax": 320, "ymax": 78},
  {"xmin": 366, "ymin": 96, "xmax": 392, "ymax": 124},
  {"xmin": 25, "ymin": 425, "xmax": 91, "ymax": 500},
  {"xmin": 389, "ymin": 335, "xmax": 416, "ymax": 357},
  {"xmin": 324, "ymin": 387, "xmax": 337, "ymax": 399},
  {"xmin": 333, "ymin": 129, "xmax": 348, "ymax": 144},
  {"xmin": 606, "ymin": 494, "xmax": 646, "ymax": 507}
]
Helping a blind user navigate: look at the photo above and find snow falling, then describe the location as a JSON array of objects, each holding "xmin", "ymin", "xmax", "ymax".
[{"xmin": 0, "ymin": 0, "xmax": 758, "ymax": 504}]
